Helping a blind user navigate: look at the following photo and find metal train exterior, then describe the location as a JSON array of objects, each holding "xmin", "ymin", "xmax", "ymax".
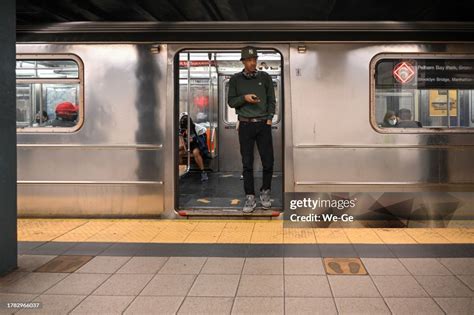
[{"xmin": 16, "ymin": 23, "xmax": 474, "ymax": 219}]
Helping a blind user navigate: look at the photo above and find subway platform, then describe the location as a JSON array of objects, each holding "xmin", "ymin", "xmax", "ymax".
[{"xmin": 1, "ymin": 219, "xmax": 473, "ymax": 314}]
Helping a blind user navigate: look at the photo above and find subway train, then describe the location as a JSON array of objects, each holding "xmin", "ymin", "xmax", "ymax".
[{"xmin": 15, "ymin": 22, "xmax": 474, "ymax": 220}]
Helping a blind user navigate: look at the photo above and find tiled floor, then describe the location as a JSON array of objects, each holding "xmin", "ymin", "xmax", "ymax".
[
  {"xmin": 1, "ymin": 255, "xmax": 473, "ymax": 314},
  {"xmin": 1, "ymin": 219, "xmax": 473, "ymax": 314}
]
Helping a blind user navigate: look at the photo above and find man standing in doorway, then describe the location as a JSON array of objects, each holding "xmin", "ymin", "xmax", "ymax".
[{"xmin": 228, "ymin": 46, "xmax": 276, "ymax": 213}]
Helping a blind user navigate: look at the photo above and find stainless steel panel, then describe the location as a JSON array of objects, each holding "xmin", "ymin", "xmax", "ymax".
[
  {"xmin": 17, "ymin": 148, "xmax": 163, "ymax": 181},
  {"xmin": 18, "ymin": 184, "xmax": 163, "ymax": 217},
  {"xmin": 446, "ymin": 149, "xmax": 474, "ymax": 183},
  {"xmin": 294, "ymin": 148, "xmax": 440, "ymax": 184},
  {"xmin": 16, "ymin": 43, "xmax": 168, "ymax": 217},
  {"xmin": 289, "ymin": 43, "xmax": 474, "ymax": 188}
]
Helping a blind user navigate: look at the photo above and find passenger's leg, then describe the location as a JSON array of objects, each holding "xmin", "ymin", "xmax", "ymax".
[
  {"xmin": 238, "ymin": 122, "xmax": 256, "ymax": 195},
  {"xmin": 256, "ymin": 122, "xmax": 274, "ymax": 191},
  {"xmin": 193, "ymin": 148, "xmax": 208, "ymax": 182},
  {"xmin": 192, "ymin": 148, "xmax": 205, "ymax": 171}
]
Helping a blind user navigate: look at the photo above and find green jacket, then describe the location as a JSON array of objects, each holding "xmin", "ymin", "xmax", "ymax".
[{"xmin": 227, "ymin": 71, "xmax": 276, "ymax": 120}]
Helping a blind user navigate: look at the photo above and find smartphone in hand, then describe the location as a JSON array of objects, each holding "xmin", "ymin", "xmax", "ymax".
[{"xmin": 251, "ymin": 95, "xmax": 261, "ymax": 102}]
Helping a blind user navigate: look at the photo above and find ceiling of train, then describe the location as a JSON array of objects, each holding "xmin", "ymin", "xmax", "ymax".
[{"xmin": 16, "ymin": 0, "xmax": 474, "ymax": 24}]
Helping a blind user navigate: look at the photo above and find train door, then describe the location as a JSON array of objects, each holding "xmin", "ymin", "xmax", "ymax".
[{"xmin": 176, "ymin": 49, "xmax": 283, "ymax": 215}]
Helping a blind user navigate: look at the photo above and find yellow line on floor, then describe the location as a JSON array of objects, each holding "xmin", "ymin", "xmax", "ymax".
[{"xmin": 16, "ymin": 219, "xmax": 474, "ymax": 244}]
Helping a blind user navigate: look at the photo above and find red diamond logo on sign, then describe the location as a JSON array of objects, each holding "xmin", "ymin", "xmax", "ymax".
[{"xmin": 393, "ymin": 61, "xmax": 415, "ymax": 84}]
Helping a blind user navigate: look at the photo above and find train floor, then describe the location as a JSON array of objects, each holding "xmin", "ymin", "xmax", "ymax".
[
  {"xmin": 178, "ymin": 171, "xmax": 283, "ymax": 210},
  {"xmin": 0, "ymin": 219, "xmax": 473, "ymax": 314}
]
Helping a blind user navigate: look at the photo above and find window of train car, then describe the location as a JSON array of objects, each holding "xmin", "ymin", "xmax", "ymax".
[
  {"xmin": 16, "ymin": 56, "xmax": 83, "ymax": 132},
  {"xmin": 372, "ymin": 55, "xmax": 474, "ymax": 132}
]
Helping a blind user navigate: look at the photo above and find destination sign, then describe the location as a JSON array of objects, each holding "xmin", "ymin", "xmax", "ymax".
[{"xmin": 376, "ymin": 58, "xmax": 474, "ymax": 89}]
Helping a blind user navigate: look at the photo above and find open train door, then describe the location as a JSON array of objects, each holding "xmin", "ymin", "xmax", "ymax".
[{"xmin": 172, "ymin": 47, "xmax": 285, "ymax": 218}]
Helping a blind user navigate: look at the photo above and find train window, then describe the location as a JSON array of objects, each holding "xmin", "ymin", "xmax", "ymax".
[
  {"xmin": 372, "ymin": 56, "xmax": 474, "ymax": 132},
  {"xmin": 16, "ymin": 56, "xmax": 83, "ymax": 132}
]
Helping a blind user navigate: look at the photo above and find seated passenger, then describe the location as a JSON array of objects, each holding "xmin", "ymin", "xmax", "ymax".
[
  {"xmin": 179, "ymin": 113, "xmax": 210, "ymax": 182},
  {"xmin": 33, "ymin": 110, "xmax": 51, "ymax": 127},
  {"xmin": 381, "ymin": 110, "xmax": 398, "ymax": 127},
  {"xmin": 396, "ymin": 108, "xmax": 422, "ymax": 128},
  {"xmin": 52, "ymin": 102, "xmax": 78, "ymax": 127}
]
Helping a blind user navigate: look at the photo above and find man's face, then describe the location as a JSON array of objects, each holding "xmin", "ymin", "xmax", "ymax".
[{"xmin": 242, "ymin": 57, "xmax": 257, "ymax": 72}]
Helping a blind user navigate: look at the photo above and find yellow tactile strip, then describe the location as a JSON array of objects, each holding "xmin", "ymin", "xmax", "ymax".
[{"xmin": 17, "ymin": 219, "xmax": 474, "ymax": 244}]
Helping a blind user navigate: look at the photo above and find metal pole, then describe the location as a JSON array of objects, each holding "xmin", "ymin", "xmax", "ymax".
[
  {"xmin": 208, "ymin": 53, "xmax": 213, "ymax": 156},
  {"xmin": 456, "ymin": 90, "xmax": 460, "ymax": 127},
  {"xmin": 186, "ymin": 52, "xmax": 191, "ymax": 173},
  {"xmin": 447, "ymin": 89, "xmax": 451, "ymax": 128}
]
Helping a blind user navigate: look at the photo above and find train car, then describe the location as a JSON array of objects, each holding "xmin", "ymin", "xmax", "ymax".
[{"xmin": 15, "ymin": 22, "xmax": 474, "ymax": 220}]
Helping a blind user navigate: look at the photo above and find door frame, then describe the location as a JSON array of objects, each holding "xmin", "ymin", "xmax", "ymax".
[{"xmin": 162, "ymin": 43, "xmax": 292, "ymax": 218}]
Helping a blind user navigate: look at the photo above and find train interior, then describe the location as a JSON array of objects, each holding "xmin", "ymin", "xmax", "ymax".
[{"xmin": 177, "ymin": 50, "xmax": 283, "ymax": 215}]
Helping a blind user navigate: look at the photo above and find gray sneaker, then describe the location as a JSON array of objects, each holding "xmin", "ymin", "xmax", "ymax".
[
  {"xmin": 243, "ymin": 194, "xmax": 257, "ymax": 213},
  {"xmin": 260, "ymin": 189, "xmax": 271, "ymax": 209}
]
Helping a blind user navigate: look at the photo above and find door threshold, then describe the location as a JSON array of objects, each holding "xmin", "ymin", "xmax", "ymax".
[{"xmin": 177, "ymin": 208, "xmax": 282, "ymax": 218}]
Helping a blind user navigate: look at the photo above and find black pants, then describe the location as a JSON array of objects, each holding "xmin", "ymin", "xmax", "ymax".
[{"xmin": 238, "ymin": 121, "xmax": 274, "ymax": 195}]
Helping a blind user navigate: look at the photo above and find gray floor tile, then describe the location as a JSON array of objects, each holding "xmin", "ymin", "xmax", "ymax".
[
  {"xmin": 285, "ymin": 297, "xmax": 337, "ymax": 315},
  {"xmin": 458, "ymin": 275, "xmax": 474, "ymax": 290},
  {"xmin": 415, "ymin": 275, "xmax": 473, "ymax": 297},
  {"xmin": 232, "ymin": 297, "xmax": 284, "ymax": 315},
  {"xmin": 328, "ymin": 275, "xmax": 380, "ymax": 298},
  {"xmin": 70, "ymin": 295, "xmax": 135, "ymax": 314},
  {"xmin": 285, "ymin": 276, "xmax": 332, "ymax": 297},
  {"xmin": 247, "ymin": 245, "xmax": 284, "ymax": 257},
  {"xmin": 188, "ymin": 275, "xmax": 240, "ymax": 297},
  {"xmin": 93, "ymin": 274, "xmax": 153, "ymax": 296},
  {"xmin": 64, "ymin": 242, "xmax": 112, "ymax": 256},
  {"xmin": 400, "ymin": 258, "xmax": 452, "ymax": 275},
  {"xmin": 29, "ymin": 242, "xmax": 77, "ymax": 256},
  {"xmin": 319, "ymin": 245, "xmax": 357, "ymax": 258},
  {"xmin": 434, "ymin": 297, "xmax": 474, "ymax": 315},
  {"xmin": 335, "ymin": 298, "xmax": 391, "ymax": 314},
  {"xmin": 124, "ymin": 296, "xmax": 184, "ymax": 315},
  {"xmin": 116, "ymin": 257, "xmax": 168, "ymax": 274},
  {"xmin": 45, "ymin": 273, "xmax": 110, "ymax": 295},
  {"xmin": 0, "ymin": 272, "xmax": 29, "ymax": 288},
  {"xmin": 284, "ymin": 258, "xmax": 325, "ymax": 275},
  {"xmin": 361, "ymin": 258, "xmax": 410, "ymax": 275},
  {"xmin": 158, "ymin": 257, "xmax": 206, "ymax": 274},
  {"xmin": 201, "ymin": 257, "xmax": 244, "ymax": 275},
  {"xmin": 353, "ymin": 244, "xmax": 395, "ymax": 258},
  {"xmin": 75, "ymin": 256, "xmax": 131, "ymax": 274},
  {"xmin": 141, "ymin": 274, "xmax": 196, "ymax": 296},
  {"xmin": 0, "ymin": 273, "xmax": 67, "ymax": 294},
  {"xmin": 178, "ymin": 297, "xmax": 233, "ymax": 315},
  {"xmin": 439, "ymin": 258, "xmax": 474, "ymax": 275},
  {"xmin": 372, "ymin": 275, "xmax": 428, "ymax": 297},
  {"xmin": 283, "ymin": 244, "xmax": 321, "ymax": 258},
  {"xmin": 18, "ymin": 242, "xmax": 45, "ymax": 253},
  {"xmin": 17, "ymin": 294, "xmax": 85, "ymax": 315},
  {"xmin": 17, "ymin": 255, "xmax": 56, "ymax": 272},
  {"xmin": 0, "ymin": 293, "xmax": 37, "ymax": 313},
  {"xmin": 237, "ymin": 275, "xmax": 283, "ymax": 297},
  {"xmin": 100, "ymin": 243, "xmax": 145, "ymax": 256},
  {"xmin": 385, "ymin": 297, "xmax": 444, "ymax": 315},
  {"xmin": 242, "ymin": 258, "xmax": 283, "ymax": 275}
]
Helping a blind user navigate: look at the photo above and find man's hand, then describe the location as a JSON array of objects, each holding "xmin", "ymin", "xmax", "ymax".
[
  {"xmin": 266, "ymin": 119, "xmax": 272, "ymax": 125},
  {"xmin": 244, "ymin": 94, "xmax": 260, "ymax": 104}
]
